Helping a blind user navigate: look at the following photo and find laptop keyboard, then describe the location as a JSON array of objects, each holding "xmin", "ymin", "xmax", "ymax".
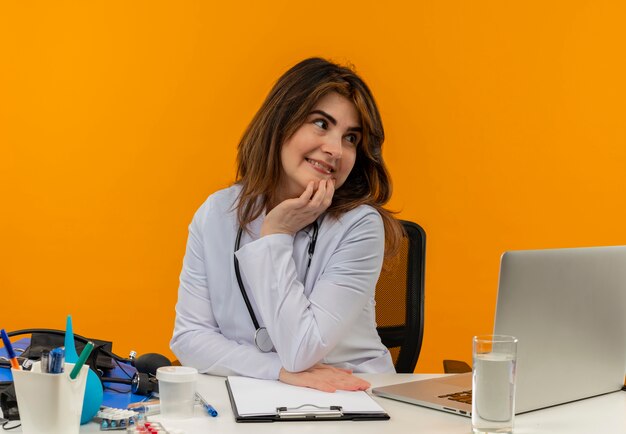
[{"xmin": 438, "ymin": 390, "xmax": 472, "ymax": 404}]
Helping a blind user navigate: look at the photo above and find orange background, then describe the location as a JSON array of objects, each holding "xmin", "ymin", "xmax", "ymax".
[{"xmin": 1, "ymin": 1, "xmax": 625, "ymax": 373}]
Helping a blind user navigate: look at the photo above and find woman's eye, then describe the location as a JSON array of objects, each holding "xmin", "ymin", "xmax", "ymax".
[
  {"xmin": 345, "ymin": 134, "xmax": 359, "ymax": 145},
  {"xmin": 313, "ymin": 119, "xmax": 328, "ymax": 129}
]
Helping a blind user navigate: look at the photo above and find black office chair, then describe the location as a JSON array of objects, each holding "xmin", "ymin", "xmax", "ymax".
[{"xmin": 375, "ymin": 220, "xmax": 426, "ymax": 373}]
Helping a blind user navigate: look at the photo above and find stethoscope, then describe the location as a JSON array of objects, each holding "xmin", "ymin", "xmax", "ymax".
[{"xmin": 233, "ymin": 221, "xmax": 319, "ymax": 352}]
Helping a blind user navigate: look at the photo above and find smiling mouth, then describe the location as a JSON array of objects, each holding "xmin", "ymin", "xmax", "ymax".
[{"xmin": 305, "ymin": 158, "xmax": 335, "ymax": 174}]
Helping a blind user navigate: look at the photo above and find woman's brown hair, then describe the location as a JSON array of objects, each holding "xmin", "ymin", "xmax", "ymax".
[{"xmin": 236, "ymin": 57, "xmax": 403, "ymax": 256}]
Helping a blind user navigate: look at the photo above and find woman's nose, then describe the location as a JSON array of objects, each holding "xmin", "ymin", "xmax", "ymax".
[{"xmin": 321, "ymin": 134, "xmax": 343, "ymax": 158}]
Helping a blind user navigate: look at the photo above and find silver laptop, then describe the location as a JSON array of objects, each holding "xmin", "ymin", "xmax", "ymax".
[{"xmin": 373, "ymin": 245, "xmax": 626, "ymax": 417}]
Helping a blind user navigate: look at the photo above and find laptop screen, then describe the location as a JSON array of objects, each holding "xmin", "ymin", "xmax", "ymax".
[{"xmin": 494, "ymin": 245, "xmax": 626, "ymax": 413}]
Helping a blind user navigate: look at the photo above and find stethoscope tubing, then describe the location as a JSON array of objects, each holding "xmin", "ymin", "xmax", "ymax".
[{"xmin": 234, "ymin": 221, "xmax": 319, "ymax": 352}]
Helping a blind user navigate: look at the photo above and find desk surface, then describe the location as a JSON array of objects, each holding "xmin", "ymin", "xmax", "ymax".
[{"xmin": 8, "ymin": 373, "xmax": 626, "ymax": 433}]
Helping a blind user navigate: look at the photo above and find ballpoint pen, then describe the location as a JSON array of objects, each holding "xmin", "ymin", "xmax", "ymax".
[
  {"xmin": 195, "ymin": 392, "xmax": 218, "ymax": 417},
  {"xmin": 41, "ymin": 350, "xmax": 50, "ymax": 373},
  {"xmin": 70, "ymin": 341, "xmax": 94, "ymax": 380},
  {"xmin": 1, "ymin": 329, "xmax": 21, "ymax": 370}
]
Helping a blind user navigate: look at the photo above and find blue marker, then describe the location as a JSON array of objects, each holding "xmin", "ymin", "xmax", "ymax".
[
  {"xmin": 48, "ymin": 347, "xmax": 65, "ymax": 374},
  {"xmin": 195, "ymin": 392, "xmax": 218, "ymax": 417}
]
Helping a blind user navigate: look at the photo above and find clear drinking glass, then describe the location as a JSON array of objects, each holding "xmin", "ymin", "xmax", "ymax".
[{"xmin": 472, "ymin": 335, "xmax": 518, "ymax": 434}]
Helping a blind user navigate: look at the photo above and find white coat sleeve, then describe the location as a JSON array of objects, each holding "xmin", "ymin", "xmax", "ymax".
[
  {"xmin": 169, "ymin": 210, "xmax": 283, "ymax": 380},
  {"xmin": 235, "ymin": 211, "xmax": 384, "ymax": 372}
]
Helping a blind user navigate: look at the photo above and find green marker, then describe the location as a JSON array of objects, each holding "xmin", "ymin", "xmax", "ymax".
[{"xmin": 70, "ymin": 341, "xmax": 94, "ymax": 380}]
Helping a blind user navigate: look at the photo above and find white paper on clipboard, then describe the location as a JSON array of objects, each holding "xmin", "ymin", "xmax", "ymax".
[{"xmin": 227, "ymin": 376, "xmax": 386, "ymax": 417}]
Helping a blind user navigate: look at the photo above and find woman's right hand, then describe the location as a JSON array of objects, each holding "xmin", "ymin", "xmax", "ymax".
[
  {"xmin": 278, "ymin": 363, "xmax": 371, "ymax": 392},
  {"xmin": 261, "ymin": 179, "xmax": 335, "ymax": 237}
]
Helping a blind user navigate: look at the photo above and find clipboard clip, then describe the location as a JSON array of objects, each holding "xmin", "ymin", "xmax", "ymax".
[{"xmin": 276, "ymin": 404, "xmax": 344, "ymax": 419}]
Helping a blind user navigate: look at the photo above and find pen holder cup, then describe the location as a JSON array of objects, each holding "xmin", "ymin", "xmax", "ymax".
[
  {"xmin": 156, "ymin": 366, "xmax": 198, "ymax": 419},
  {"xmin": 12, "ymin": 361, "xmax": 89, "ymax": 434}
]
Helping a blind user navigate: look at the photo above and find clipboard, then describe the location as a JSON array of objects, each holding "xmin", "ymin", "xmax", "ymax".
[{"xmin": 225, "ymin": 376, "xmax": 390, "ymax": 422}]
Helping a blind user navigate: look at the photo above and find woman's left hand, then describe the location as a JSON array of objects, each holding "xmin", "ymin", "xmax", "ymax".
[
  {"xmin": 279, "ymin": 363, "xmax": 371, "ymax": 392},
  {"xmin": 261, "ymin": 179, "xmax": 334, "ymax": 237}
]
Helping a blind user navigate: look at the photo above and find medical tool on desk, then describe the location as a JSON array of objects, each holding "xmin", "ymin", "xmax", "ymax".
[{"xmin": 128, "ymin": 400, "xmax": 161, "ymax": 415}]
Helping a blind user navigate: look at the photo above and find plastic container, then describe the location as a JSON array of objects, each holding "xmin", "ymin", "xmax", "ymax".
[
  {"xmin": 12, "ymin": 361, "xmax": 89, "ymax": 434},
  {"xmin": 156, "ymin": 366, "xmax": 198, "ymax": 418}
]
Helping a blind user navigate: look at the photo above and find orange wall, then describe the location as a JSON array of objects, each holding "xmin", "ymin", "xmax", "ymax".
[{"xmin": 1, "ymin": 1, "xmax": 625, "ymax": 373}]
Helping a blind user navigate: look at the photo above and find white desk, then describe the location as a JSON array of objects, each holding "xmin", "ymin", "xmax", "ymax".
[
  {"xmin": 14, "ymin": 373, "xmax": 626, "ymax": 433},
  {"xmin": 147, "ymin": 374, "xmax": 626, "ymax": 434}
]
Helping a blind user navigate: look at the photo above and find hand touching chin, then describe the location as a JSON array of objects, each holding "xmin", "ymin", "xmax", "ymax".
[{"xmin": 261, "ymin": 179, "xmax": 335, "ymax": 237}]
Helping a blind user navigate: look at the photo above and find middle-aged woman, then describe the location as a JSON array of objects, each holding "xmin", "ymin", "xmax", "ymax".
[{"xmin": 171, "ymin": 57, "xmax": 403, "ymax": 392}]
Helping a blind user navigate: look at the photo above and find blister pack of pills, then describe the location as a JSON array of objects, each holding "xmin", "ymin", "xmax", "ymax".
[
  {"xmin": 126, "ymin": 421, "xmax": 182, "ymax": 433},
  {"xmin": 96, "ymin": 406, "xmax": 139, "ymax": 430}
]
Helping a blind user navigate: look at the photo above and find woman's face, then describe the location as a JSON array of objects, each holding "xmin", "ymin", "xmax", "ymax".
[{"xmin": 277, "ymin": 92, "xmax": 362, "ymax": 201}]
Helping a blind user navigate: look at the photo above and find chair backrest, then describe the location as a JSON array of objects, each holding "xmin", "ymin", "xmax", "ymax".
[{"xmin": 375, "ymin": 220, "xmax": 426, "ymax": 373}]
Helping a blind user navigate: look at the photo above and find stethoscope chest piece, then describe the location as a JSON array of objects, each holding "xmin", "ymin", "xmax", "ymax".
[{"xmin": 254, "ymin": 327, "xmax": 274, "ymax": 353}]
